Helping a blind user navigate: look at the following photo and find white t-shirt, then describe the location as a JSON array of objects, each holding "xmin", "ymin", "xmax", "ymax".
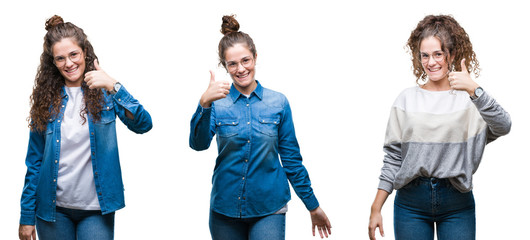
[{"xmin": 56, "ymin": 87, "xmax": 100, "ymax": 210}]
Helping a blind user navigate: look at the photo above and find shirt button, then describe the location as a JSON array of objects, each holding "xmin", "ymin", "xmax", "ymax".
[
  {"xmin": 247, "ymin": 140, "xmax": 250, "ymax": 143},
  {"xmin": 232, "ymin": 122, "xmax": 235, "ymax": 125},
  {"xmin": 61, "ymin": 105, "xmax": 65, "ymax": 108},
  {"xmin": 238, "ymin": 197, "xmax": 241, "ymax": 200},
  {"xmin": 99, "ymin": 192, "xmax": 102, "ymax": 196},
  {"xmin": 56, "ymin": 140, "xmax": 59, "ymax": 143},
  {"xmin": 245, "ymin": 159, "xmax": 248, "ymax": 162},
  {"xmin": 247, "ymin": 122, "xmax": 250, "ymax": 125},
  {"xmin": 55, "ymin": 160, "xmax": 58, "ymax": 164},
  {"xmin": 52, "ymin": 200, "xmax": 55, "ymax": 203},
  {"xmin": 246, "ymin": 104, "xmax": 249, "ymax": 107},
  {"xmin": 58, "ymin": 120, "xmax": 61, "ymax": 123},
  {"xmin": 118, "ymin": 99, "xmax": 121, "ymax": 102},
  {"xmin": 53, "ymin": 179, "xmax": 56, "ymax": 182},
  {"xmin": 107, "ymin": 106, "xmax": 110, "ymax": 110},
  {"xmin": 94, "ymin": 171, "xmax": 98, "ymax": 175},
  {"xmin": 242, "ymin": 177, "xmax": 245, "ymax": 180}
]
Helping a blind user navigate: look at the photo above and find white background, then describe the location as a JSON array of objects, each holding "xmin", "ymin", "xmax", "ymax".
[{"xmin": 1, "ymin": 0, "xmax": 528, "ymax": 239}]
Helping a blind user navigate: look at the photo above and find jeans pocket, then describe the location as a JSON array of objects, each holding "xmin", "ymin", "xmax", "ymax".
[{"xmin": 216, "ymin": 118, "xmax": 239, "ymax": 137}]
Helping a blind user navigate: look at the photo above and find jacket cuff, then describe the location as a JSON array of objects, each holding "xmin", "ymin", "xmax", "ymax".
[
  {"xmin": 302, "ymin": 194, "xmax": 320, "ymax": 211},
  {"xmin": 20, "ymin": 211, "xmax": 36, "ymax": 225}
]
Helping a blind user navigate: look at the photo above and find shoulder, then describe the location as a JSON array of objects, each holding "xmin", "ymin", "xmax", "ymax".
[
  {"xmin": 391, "ymin": 86, "xmax": 419, "ymax": 110},
  {"xmin": 262, "ymin": 87, "xmax": 288, "ymax": 108}
]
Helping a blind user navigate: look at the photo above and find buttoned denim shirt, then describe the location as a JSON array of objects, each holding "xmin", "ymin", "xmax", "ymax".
[
  {"xmin": 20, "ymin": 85, "xmax": 152, "ymax": 225},
  {"xmin": 189, "ymin": 81, "xmax": 319, "ymax": 218}
]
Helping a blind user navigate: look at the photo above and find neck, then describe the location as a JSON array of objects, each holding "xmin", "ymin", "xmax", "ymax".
[
  {"xmin": 423, "ymin": 77, "xmax": 451, "ymax": 91},
  {"xmin": 234, "ymin": 80, "xmax": 257, "ymax": 95}
]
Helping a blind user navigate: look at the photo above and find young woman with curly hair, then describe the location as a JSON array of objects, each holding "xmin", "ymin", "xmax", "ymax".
[
  {"xmin": 189, "ymin": 15, "xmax": 331, "ymax": 239},
  {"xmin": 19, "ymin": 15, "xmax": 152, "ymax": 240},
  {"xmin": 368, "ymin": 15, "xmax": 511, "ymax": 240}
]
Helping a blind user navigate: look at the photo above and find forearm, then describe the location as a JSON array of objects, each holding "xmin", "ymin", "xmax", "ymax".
[{"xmin": 371, "ymin": 189, "xmax": 390, "ymax": 213}]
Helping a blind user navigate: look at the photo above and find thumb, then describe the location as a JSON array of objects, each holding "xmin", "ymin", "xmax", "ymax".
[
  {"xmin": 94, "ymin": 59, "xmax": 102, "ymax": 71},
  {"xmin": 460, "ymin": 58, "xmax": 468, "ymax": 73},
  {"xmin": 209, "ymin": 70, "xmax": 215, "ymax": 83}
]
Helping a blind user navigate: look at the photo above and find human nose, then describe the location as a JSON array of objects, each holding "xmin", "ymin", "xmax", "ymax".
[
  {"xmin": 427, "ymin": 55, "xmax": 437, "ymax": 65},
  {"xmin": 64, "ymin": 57, "xmax": 75, "ymax": 67},
  {"xmin": 236, "ymin": 62, "xmax": 246, "ymax": 72}
]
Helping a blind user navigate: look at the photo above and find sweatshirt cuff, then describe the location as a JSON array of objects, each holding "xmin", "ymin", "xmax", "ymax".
[
  {"xmin": 378, "ymin": 180, "xmax": 394, "ymax": 194},
  {"xmin": 301, "ymin": 194, "xmax": 320, "ymax": 211}
]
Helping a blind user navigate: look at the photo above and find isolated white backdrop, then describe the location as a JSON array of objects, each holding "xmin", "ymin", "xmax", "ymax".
[{"xmin": 1, "ymin": 0, "xmax": 528, "ymax": 239}]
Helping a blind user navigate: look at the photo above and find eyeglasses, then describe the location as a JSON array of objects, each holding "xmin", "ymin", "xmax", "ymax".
[
  {"xmin": 54, "ymin": 51, "xmax": 83, "ymax": 67},
  {"xmin": 226, "ymin": 57, "xmax": 254, "ymax": 72},
  {"xmin": 420, "ymin": 51, "xmax": 445, "ymax": 63}
]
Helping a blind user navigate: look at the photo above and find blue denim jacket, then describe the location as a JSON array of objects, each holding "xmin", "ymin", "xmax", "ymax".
[
  {"xmin": 190, "ymin": 81, "xmax": 319, "ymax": 218},
  {"xmin": 20, "ymin": 85, "xmax": 152, "ymax": 225}
]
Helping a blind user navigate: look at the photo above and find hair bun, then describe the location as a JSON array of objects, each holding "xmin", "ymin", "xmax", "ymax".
[
  {"xmin": 45, "ymin": 15, "xmax": 64, "ymax": 31},
  {"xmin": 221, "ymin": 15, "xmax": 240, "ymax": 35}
]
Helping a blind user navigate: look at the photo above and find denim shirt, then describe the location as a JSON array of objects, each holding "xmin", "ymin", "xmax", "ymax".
[
  {"xmin": 189, "ymin": 81, "xmax": 319, "ymax": 218},
  {"xmin": 20, "ymin": 85, "xmax": 152, "ymax": 225}
]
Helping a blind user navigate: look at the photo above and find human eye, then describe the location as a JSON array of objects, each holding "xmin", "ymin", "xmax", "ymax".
[
  {"xmin": 227, "ymin": 62, "xmax": 237, "ymax": 68},
  {"xmin": 434, "ymin": 52, "xmax": 444, "ymax": 57},
  {"xmin": 55, "ymin": 56, "xmax": 65, "ymax": 62},
  {"xmin": 420, "ymin": 53, "xmax": 429, "ymax": 59},
  {"xmin": 242, "ymin": 58, "xmax": 251, "ymax": 64}
]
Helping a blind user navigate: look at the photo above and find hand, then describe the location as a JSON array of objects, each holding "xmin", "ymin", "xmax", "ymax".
[
  {"xmin": 84, "ymin": 59, "xmax": 118, "ymax": 91},
  {"xmin": 19, "ymin": 224, "xmax": 36, "ymax": 240},
  {"xmin": 368, "ymin": 210, "xmax": 384, "ymax": 240},
  {"xmin": 199, "ymin": 70, "xmax": 230, "ymax": 108},
  {"xmin": 448, "ymin": 59, "xmax": 479, "ymax": 96},
  {"xmin": 310, "ymin": 207, "xmax": 332, "ymax": 238}
]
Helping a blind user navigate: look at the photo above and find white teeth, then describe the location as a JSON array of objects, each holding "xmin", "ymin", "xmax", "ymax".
[{"xmin": 66, "ymin": 67, "xmax": 78, "ymax": 73}]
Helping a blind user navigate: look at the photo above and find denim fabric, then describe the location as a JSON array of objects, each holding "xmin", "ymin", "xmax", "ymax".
[
  {"xmin": 394, "ymin": 177, "xmax": 476, "ymax": 240},
  {"xmin": 209, "ymin": 210, "xmax": 285, "ymax": 240},
  {"xmin": 36, "ymin": 206, "xmax": 114, "ymax": 240},
  {"xmin": 20, "ymin": 86, "xmax": 152, "ymax": 225},
  {"xmin": 190, "ymin": 81, "xmax": 319, "ymax": 218}
]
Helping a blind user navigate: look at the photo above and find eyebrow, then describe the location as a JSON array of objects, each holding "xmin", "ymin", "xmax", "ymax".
[
  {"xmin": 420, "ymin": 50, "xmax": 444, "ymax": 54},
  {"xmin": 54, "ymin": 50, "xmax": 81, "ymax": 58},
  {"xmin": 226, "ymin": 56, "xmax": 252, "ymax": 63}
]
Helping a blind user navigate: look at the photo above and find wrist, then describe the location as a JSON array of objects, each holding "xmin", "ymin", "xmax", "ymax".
[
  {"xmin": 107, "ymin": 80, "xmax": 118, "ymax": 92},
  {"xmin": 199, "ymin": 96, "xmax": 212, "ymax": 108}
]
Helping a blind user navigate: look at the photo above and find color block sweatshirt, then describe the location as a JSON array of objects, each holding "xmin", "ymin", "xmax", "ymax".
[{"xmin": 378, "ymin": 86, "xmax": 511, "ymax": 193}]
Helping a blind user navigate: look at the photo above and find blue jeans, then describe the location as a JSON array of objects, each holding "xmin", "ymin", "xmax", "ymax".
[
  {"xmin": 394, "ymin": 177, "xmax": 476, "ymax": 240},
  {"xmin": 209, "ymin": 210, "xmax": 285, "ymax": 240},
  {"xmin": 36, "ymin": 206, "xmax": 115, "ymax": 240}
]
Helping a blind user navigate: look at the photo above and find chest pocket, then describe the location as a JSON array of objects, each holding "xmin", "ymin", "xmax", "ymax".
[
  {"xmin": 216, "ymin": 119, "xmax": 239, "ymax": 138},
  {"xmin": 97, "ymin": 102, "xmax": 116, "ymax": 124},
  {"xmin": 257, "ymin": 116, "xmax": 280, "ymax": 137}
]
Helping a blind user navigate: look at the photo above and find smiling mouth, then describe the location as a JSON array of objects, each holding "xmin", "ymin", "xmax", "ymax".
[
  {"xmin": 65, "ymin": 66, "xmax": 78, "ymax": 74},
  {"xmin": 236, "ymin": 72, "xmax": 249, "ymax": 79},
  {"xmin": 428, "ymin": 67, "xmax": 441, "ymax": 72}
]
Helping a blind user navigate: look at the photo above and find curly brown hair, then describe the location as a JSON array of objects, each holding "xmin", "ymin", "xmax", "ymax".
[
  {"xmin": 218, "ymin": 15, "xmax": 257, "ymax": 69},
  {"xmin": 29, "ymin": 15, "xmax": 103, "ymax": 132},
  {"xmin": 407, "ymin": 15, "xmax": 480, "ymax": 84}
]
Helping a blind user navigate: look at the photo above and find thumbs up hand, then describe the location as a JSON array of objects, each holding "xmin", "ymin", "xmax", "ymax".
[
  {"xmin": 84, "ymin": 59, "xmax": 117, "ymax": 91},
  {"xmin": 448, "ymin": 59, "xmax": 479, "ymax": 96},
  {"xmin": 199, "ymin": 70, "xmax": 231, "ymax": 108}
]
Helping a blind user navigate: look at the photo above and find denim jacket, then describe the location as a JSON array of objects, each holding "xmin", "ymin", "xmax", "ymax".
[
  {"xmin": 20, "ymin": 85, "xmax": 152, "ymax": 225},
  {"xmin": 189, "ymin": 81, "xmax": 319, "ymax": 218}
]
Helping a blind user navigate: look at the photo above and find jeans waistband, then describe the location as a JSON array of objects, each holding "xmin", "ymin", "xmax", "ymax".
[{"xmin": 413, "ymin": 177, "xmax": 451, "ymax": 186}]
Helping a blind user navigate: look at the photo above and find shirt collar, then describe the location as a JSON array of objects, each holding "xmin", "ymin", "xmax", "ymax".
[{"xmin": 229, "ymin": 80, "xmax": 263, "ymax": 103}]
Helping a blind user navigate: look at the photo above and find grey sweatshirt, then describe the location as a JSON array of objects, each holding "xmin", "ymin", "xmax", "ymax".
[{"xmin": 378, "ymin": 86, "xmax": 511, "ymax": 193}]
